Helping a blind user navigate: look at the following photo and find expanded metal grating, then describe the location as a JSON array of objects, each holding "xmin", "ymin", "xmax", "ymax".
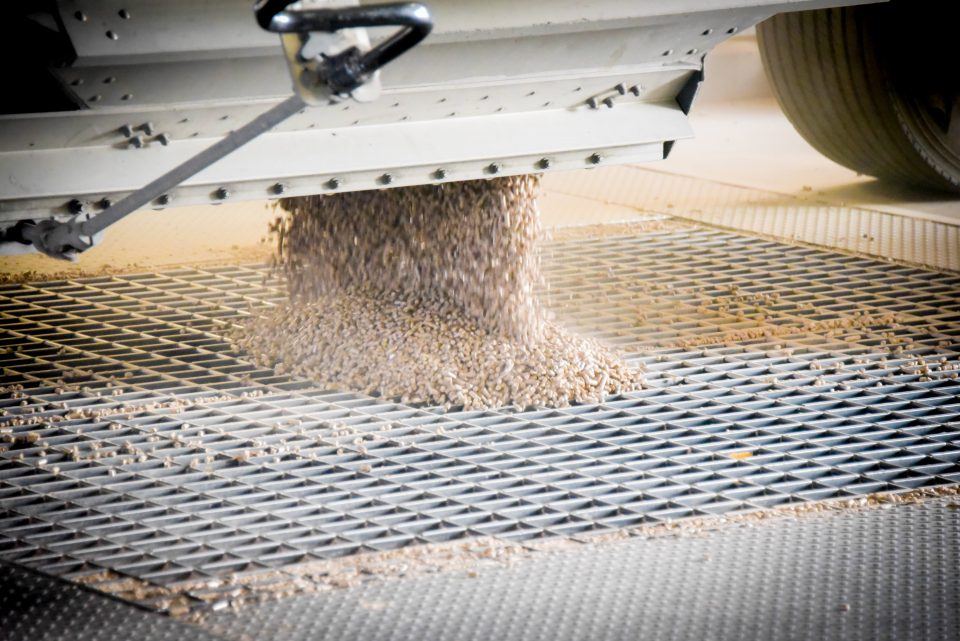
[{"xmin": 0, "ymin": 225, "xmax": 958, "ymax": 612}]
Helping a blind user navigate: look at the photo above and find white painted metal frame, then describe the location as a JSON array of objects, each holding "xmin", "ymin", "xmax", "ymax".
[{"xmin": 0, "ymin": 0, "xmax": 879, "ymax": 221}]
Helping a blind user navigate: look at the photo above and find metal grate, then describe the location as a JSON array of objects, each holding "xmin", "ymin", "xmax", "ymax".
[
  {"xmin": 1, "ymin": 225, "xmax": 958, "ymax": 611},
  {"xmin": 546, "ymin": 165, "xmax": 960, "ymax": 271}
]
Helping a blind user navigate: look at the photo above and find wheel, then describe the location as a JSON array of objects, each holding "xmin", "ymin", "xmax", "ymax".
[{"xmin": 756, "ymin": 1, "xmax": 960, "ymax": 194}]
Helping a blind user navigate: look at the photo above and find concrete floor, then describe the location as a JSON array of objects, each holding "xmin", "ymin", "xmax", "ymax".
[{"xmin": 2, "ymin": 31, "xmax": 957, "ymax": 276}]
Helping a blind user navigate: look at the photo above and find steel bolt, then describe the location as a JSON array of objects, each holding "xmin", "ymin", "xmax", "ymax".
[
  {"xmin": 106, "ymin": 30, "xmax": 118, "ymax": 40},
  {"xmin": 433, "ymin": 168, "xmax": 447, "ymax": 180},
  {"xmin": 602, "ymin": 97, "xmax": 615, "ymax": 108},
  {"xmin": 326, "ymin": 178, "xmax": 341, "ymax": 190},
  {"xmin": 615, "ymin": 83, "xmax": 626, "ymax": 95},
  {"xmin": 629, "ymin": 85, "xmax": 641, "ymax": 96},
  {"xmin": 214, "ymin": 187, "xmax": 230, "ymax": 200},
  {"xmin": 156, "ymin": 194, "xmax": 171, "ymax": 206},
  {"xmin": 156, "ymin": 133, "xmax": 171, "ymax": 146},
  {"xmin": 486, "ymin": 162, "xmax": 501, "ymax": 175},
  {"xmin": 99, "ymin": 197, "xmax": 112, "ymax": 209},
  {"xmin": 537, "ymin": 158, "xmax": 551, "ymax": 170},
  {"xmin": 586, "ymin": 97, "xmax": 599, "ymax": 109},
  {"xmin": 118, "ymin": 9, "xmax": 131, "ymax": 19},
  {"xmin": 141, "ymin": 122, "xmax": 155, "ymax": 135},
  {"xmin": 119, "ymin": 124, "xmax": 133, "ymax": 137},
  {"xmin": 67, "ymin": 199, "xmax": 85, "ymax": 214},
  {"xmin": 128, "ymin": 136, "xmax": 144, "ymax": 148},
  {"xmin": 74, "ymin": 11, "xmax": 87, "ymax": 21},
  {"xmin": 588, "ymin": 152, "xmax": 603, "ymax": 165},
  {"xmin": 379, "ymin": 173, "xmax": 394, "ymax": 185}
]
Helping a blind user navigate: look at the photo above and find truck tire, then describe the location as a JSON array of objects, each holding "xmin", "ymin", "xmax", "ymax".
[{"xmin": 756, "ymin": 2, "xmax": 960, "ymax": 194}]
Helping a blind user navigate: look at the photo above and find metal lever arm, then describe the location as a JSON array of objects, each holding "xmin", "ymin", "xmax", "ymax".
[
  {"xmin": 255, "ymin": 1, "xmax": 432, "ymax": 94},
  {"xmin": 19, "ymin": 95, "xmax": 306, "ymax": 260},
  {"xmin": 10, "ymin": 2, "xmax": 433, "ymax": 261}
]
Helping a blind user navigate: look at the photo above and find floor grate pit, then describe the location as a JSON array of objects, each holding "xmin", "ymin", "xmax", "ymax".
[{"xmin": 0, "ymin": 223, "xmax": 958, "ymax": 611}]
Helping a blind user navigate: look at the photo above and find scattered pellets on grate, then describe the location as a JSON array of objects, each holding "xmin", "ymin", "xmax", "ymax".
[{"xmin": 230, "ymin": 175, "xmax": 643, "ymax": 409}]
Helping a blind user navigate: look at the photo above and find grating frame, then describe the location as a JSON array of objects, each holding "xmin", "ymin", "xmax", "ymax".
[{"xmin": 0, "ymin": 224, "xmax": 958, "ymax": 612}]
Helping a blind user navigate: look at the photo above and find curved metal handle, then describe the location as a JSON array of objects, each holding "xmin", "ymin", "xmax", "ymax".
[{"xmin": 255, "ymin": 2, "xmax": 432, "ymax": 78}]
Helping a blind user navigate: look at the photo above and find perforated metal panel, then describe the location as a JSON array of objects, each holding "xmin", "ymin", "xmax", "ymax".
[{"xmin": 0, "ymin": 225, "xmax": 958, "ymax": 616}]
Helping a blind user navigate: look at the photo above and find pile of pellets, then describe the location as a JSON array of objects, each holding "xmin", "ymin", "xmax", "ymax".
[{"xmin": 230, "ymin": 175, "xmax": 643, "ymax": 409}]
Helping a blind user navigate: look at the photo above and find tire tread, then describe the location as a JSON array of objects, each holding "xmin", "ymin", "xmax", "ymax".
[{"xmin": 756, "ymin": 8, "xmax": 954, "ymax": 191}]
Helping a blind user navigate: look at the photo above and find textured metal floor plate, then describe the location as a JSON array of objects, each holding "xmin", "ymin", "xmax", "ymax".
[
  {"xmin": 199, "ymin": 494, "xmax": 960, "ymax": 641},
  {"xmin": 1, "ymin": 561, "xmax": 219, "ymax": 641},
  {"xmin": 1, "ymin": 225, "xmax": 958, "ymax": 615}
]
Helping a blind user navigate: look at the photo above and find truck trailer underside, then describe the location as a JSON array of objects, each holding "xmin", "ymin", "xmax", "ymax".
[{"xmin": 2, "ymin": 0, "xmax": 875, "ymax": 223}]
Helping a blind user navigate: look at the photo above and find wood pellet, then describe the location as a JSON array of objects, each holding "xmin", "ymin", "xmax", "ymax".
[{"xmin": 229, "ymin": 175, "xmax": 643, "ymax": 409}]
